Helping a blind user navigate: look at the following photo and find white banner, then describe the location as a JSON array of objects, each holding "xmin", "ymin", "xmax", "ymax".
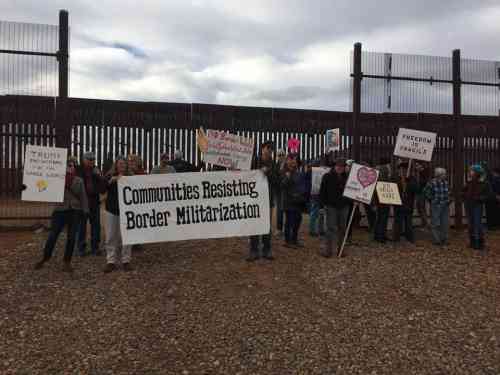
[
  {"xmin": 343, "ymin": 163, "xmax": 379, "ymax": 205},
  {"xmin": 311, "ymin": 167, "xmax": 330, "ymax": 195},
  {"xmin": 21, "ymin": 145, "xmax": 67, "ymax": 203},
  {"xmin": 393, "ymin": 128, "xmax": 437, "ymax": 162},
  {"xmin": 326, "ymin": 128, "xmax": 340, "ymax": 152},
  {"xmin": 118, "ymin": 170, "xmax": 270, "ymax": 245},
  {"xmin": 203, "ymin": 129, "xmax": 254, "ymax": 170}
]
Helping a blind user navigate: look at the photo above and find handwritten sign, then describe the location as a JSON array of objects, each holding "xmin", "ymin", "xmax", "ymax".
[
  {"xmin": 311, "ymin": 167, "xmax": 330, "ymax": 195},
  {"xmin": 203, "ymin": 130, "xmax": 254, "ymax": 170},
  {"xmin": 287, "ymin": 138, "xmax": 300, "ymax": 153},
  {"xmin": 326, "ymin": 129, "xmax": 340, "ymax": 152},
  {"xmin": 21, "ymin": 145, "xmax": 67, "ymax": 203},
  {"xmin": 343, "ymin": 163, "xmax": 379, "ymax": 204},
  {"xmin": 376, "ymin": 182, "xmax": 402, "ymax": 205},
  {"xmin": 394, "ymin": 128, "xmax": 437, "ymax": 162}
]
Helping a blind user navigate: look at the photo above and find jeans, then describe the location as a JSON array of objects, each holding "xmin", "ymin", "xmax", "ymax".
[
  {"xmin": 249, "ymin": 210, "xmax": 273, "ymax": 258},
  {"xmin": 364, "ymin": 204, "xmax": 376, "ymax": 231},
  {"xmin": 466, "ymin": 202, "xmax": 484, "ymax": 241},
  {"xmin": 77, "ymin": 204, "xmax": 101, "ymax": 254},
  {"xmin": 393, "ymin": 206, "xmax": 414, "ymax": 242},
  {"xmin": 285, "ymin": 209, "xmax": 302, "ymax": 244},
  {"xmin": 275, "ymin": 192, "xmax": 284, "ymax": 232},
  {"xmin": 43, "ymin": 209, "xmax": 80, "ymax": 262},
  {"xmin": 430, "ymin": 202, "xmax": 449, "ymax": 245},
  {"xmin": 374, "ymin": 205, "xmax": 390, "ymax": 241},
  {"xmin": 322, "ymin": 206, "xmax": 349, "ymax": 256},
  {"xmin": 309, "ymin": 198, "xmax": 321, "ymax": 235},
  {"xmin": 416, "ymin": 194, "xmax": 428, "ymax": 227}
]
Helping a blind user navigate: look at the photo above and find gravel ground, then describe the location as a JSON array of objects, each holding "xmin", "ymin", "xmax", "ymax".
[{"xmin": 1, "ymin": 226, "xmax": 499, "ymax": 375}]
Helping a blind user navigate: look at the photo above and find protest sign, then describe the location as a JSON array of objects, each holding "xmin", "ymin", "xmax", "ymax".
[
  {"xmin": 326, "ymin": 129, "xmax": 340, "ymax": 152},
  {"xmin": 287, "ymin": 138, "xmax": 300, "ymax": 153},
  {"xmin": 376, "ymin": 182, "xmax": 402, "ymax": 205},
  {"xmin": 203, "ymin": 129, "xmax": 254, "ymax": 170},
  {"xmin": 197, "ymin": 128, "xmax": 209, "ymax": 153},
  {"xmin": 393, "ymin": 128, "xmax": 437, "ymax": 162},
  {"xmin": 311, "ymin": 167, "xmax": 330, "ymax": 195},
  {"xmin": 118, "ymin": 170, "xmax": 270, "ymax": 245},
  {"xmin": 343, "ymin": 163, "xmax": 379, "ymax": 205},
  {"xmin": 21, "ymin": 145, "xmax": 67, "ymax": 203}
]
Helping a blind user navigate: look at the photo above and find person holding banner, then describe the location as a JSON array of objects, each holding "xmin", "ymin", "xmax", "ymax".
[
  {"xmin": 76, "ymin": 152, "xmax": 107, "ymax": 257},
  {"xmin": 374, "ymin": 158, "xmax": 392, "ymax": 243},
  {"xmin": 463, "ymin": 165, "xmax": 491, "ymax": 251},
  {"xmin": 34, "ymin": 157, "xmax": 89, "ymax": 272},
  {"xmin": 281, "ymin": 154, "xmax": 307, "ymax": 249},
  {"xmin": 127, "ymin": 154, "xmax": 146, "ymax": 175},
  {"xmin": 319, "ymin": 159, "xmax": 349, "ymax": 257},
  {"xmin": 103, "ymin": 156, "xmax": 133, "ymax": 272},
  {"xmin": 151, "ymin": 153, "xmax": 176, "ymax": 174},
  {"xmin": 393, "ymin": 162, "xmax": 418, "ymax": 243},
  {"xmin": 247, "ymin": 141, "xmax": 279, "ymax": 261},
  {"xmin": 423, "ymin": 167, "xmax": 451, "ymax": 247}
]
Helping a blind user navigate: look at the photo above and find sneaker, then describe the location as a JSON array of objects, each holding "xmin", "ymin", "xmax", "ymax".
[
  {"xmin": 104, "ymin": 263, "xmax": 116, "ymax": 273},
  {"xmin": 123, "ymin": 263, "xmax": 133, "ymax": 272}
]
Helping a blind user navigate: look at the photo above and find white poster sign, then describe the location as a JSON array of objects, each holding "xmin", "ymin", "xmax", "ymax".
[
  {"xmin": 203, "ymin": 130, "xmax": 254, "ymax": 170},
  {"xmin": 326, "ymin": 128, "xmax": 340, "ymax": 152},
  {"xmin": 311, "ymin": 167, "xmax": 330, "ymax": 195},
  {"xmin": 393, "ymin": 128, "xmax": 437, "ymax": 162},
  {"xmin": 343, "ymin": 163, "xmax": 379, "ymax": 205},
  {"xmin": 21, "ymin": 145, "xmax": 67, "ymax": 203},
  {"xmin": 118, "ymin": 170, "xmax": 270, "ymax": 245}
]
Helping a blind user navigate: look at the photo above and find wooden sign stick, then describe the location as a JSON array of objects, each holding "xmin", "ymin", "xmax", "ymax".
[
  {"xmin": 338, "ymin": 202, "xmax": 358, "ymax": 258},
  {"xmin": 406, "ymin": 158, "xmax": 413, "ymax": 178}
]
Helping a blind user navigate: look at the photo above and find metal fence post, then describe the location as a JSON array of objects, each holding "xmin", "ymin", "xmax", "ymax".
[
  {"xmin": 352, "ymin": 43, "xmax": 362, "ymax": 161},
  {"xmin": 452, "ymin": 49, "xmax": 464, "ymax": 229},
  {"xmin": 57, "ymin": 10, "xmax": 69, "ymax": 98}
]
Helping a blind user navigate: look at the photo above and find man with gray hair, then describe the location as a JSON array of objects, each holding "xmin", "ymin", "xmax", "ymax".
[
  {"xmin": 168, "ymin": 150, "xmax": 199, "ymax": 173},
  {"xmin": 423, "ymin": 167, "xmax": 451, "ymax": 247}
]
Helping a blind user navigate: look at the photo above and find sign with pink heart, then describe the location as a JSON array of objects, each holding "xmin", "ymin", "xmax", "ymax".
[{"xmin": 343, "ymin": 163, "xmax": 380, "ymax": 204}]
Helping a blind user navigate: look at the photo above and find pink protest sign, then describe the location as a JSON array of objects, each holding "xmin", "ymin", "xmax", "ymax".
[
  {"xmin": 287, "ymin": 138, "xmax": 300, "ymax": 153},
  {"xmin": 343, "ymin": 163, "xmax": 379, "ymax": 204}
]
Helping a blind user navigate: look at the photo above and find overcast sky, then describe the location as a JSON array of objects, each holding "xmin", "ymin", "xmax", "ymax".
[{"xmin": 2, "ymin": 0, "xmax": 500, "ymax": 111}]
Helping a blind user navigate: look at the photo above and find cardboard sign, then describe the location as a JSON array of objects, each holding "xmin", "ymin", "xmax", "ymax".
[
  {"xmin": 393, "ymin": 128, "xmax": 437, "ymax": 162},
  {"xmin": 376, "ymin": 182, "xmax": 402, "ymax": 205},
  {"xmin": 343, "ymin": 163, "xmax": 379, "ymax": 204},
  {"xmin": 311, "ymin": 167, "xmax": 330, "ymax": 195},
  {"xmin": 326, "ymin": 129, "xmax": 340, "ymax": 152},
  {"xmin": 287, "ymin": 138, "xmax": 300, "ymax": 153},
  {"xmin": 118, "ymin": 170, "xmax": 270, "ymax": 245},
  {"xmin": 197, "ymin": 128, "xmax": 209, "ymax": 153},
  {"xmin": 21, "ymin": 145, "xmax": 68, "ymax": 203},
  {"xmin": 203, "ymin": 129, "xmax": 254, "ymax": 170}
]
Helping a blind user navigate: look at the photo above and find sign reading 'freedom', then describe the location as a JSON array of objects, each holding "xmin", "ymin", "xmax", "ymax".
[
  {"xmin": 394, "ymin": 128, "xmax": 437, "ymax": 162},
  {"xmin": 117, "ymin": 171, "xmax": 270, "ymax": 245}
]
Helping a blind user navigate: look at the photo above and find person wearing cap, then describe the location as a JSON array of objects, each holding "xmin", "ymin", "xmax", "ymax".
[
  {"xmin": 151, "ymin": 153, "xmax": 176, "ymax": 174},
  {"xmin": 34, "ymin": 157, "xmax": 89, "ymax": 272},
  {"xmin": 374, "ymin": 157, "xmax": 392, "ymax": 243},
  {"xmin": 462, "ymin": 164, "xmax": 492, "ymax": 251},
  {"xmin": 275, "ymin": 149, "xmax": 287, "ymax": 236},
  {"xmin": 167, "ymin": 150, "xmax": 199, "ymax": 173},
  {"xmin": 393, "ymin": 161, "xmax": 418, "ymax": 243},
  {"xmin": 319, "ymin": 158, "xmax": 350, "ymax": 257},
  {"xmin": 75, "ymin": 151, "xmax": 107, "ymax": 256},
  {"xmin": 247, "ymin": 141, "xmax": 280, "ymax": 261},
  {"xmin": 281, "ymin": 153, "xmax": 307, "ymax": 249},
  {"xmin": 423, "ymin": 167, "xmax": 451, "ymax": 246}
]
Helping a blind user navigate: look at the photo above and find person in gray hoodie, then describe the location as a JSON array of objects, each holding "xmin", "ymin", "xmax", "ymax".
[{"xmin": 34, "ymin": 157, "xmax": 89, "ymax": 272}]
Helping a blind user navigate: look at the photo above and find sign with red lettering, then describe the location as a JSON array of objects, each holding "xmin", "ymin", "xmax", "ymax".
[{"xmin": 203, "ymin": 130, "xmax": 254, "ymax": 170}]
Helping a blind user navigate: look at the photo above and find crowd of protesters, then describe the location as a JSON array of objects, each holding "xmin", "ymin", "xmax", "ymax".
[{"xmin": 28, "ymin": 141, "xmax": 499, "ymax": 273}]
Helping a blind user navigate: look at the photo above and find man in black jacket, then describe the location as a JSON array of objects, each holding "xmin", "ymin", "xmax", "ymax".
[
  {"xmin": 76, "ymin": 152, "xmax": 107, "ymax": 256},
  {"xmin": 247, "ymin": 141, "xmax": 280, "ymax": 261},
  {"xmin": 168, "ymin": 150, "xmax": 199, "ymax": 173},
  {"xmin": 319, "ymin": 158, "xmax": 350, "ymax": 257}
]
